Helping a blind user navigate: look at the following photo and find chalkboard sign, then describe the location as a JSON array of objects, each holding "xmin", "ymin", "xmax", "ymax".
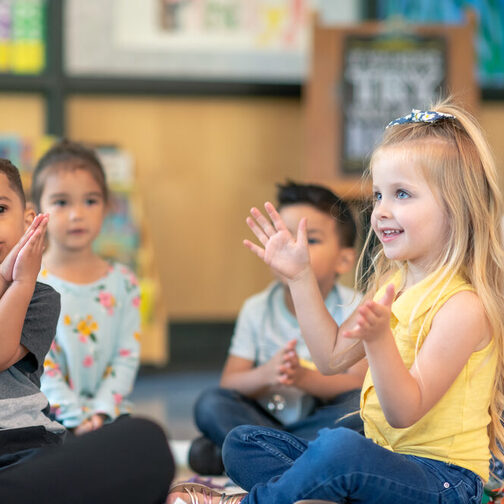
[
  {"xmin": 305, "ymin": 16, "xmax": 477, "ymax": 198},
  {"xmin": 342, "ymin": 35, "xmax": 446, "ymax": 174}
]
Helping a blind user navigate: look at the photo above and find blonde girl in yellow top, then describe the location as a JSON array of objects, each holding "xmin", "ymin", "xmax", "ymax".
[{"xmin": 167, "ymin": 99, "xmax": 504, "ymax": 504}]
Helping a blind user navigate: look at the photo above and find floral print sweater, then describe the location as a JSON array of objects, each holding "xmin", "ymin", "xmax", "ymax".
[{"xmin": 39, "ymin": 263, "xmax": 141, "ymax": 428}]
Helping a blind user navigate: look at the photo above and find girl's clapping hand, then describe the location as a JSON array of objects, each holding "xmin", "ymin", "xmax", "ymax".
[
  {"xmin": 342, "ymin": 284, "xmax": 395, "ymax": 343},
  {"xmin": 244, "ymin": 202, "xmax": 310, "ymax": 282}
]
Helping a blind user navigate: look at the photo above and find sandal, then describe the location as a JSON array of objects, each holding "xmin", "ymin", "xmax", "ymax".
[{"xmin": 168, "ymin": 481, "xmax": 247, "ymax": 504}]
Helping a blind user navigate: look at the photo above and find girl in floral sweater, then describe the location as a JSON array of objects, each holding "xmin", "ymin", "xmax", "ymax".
[{"xmin": 32, "ymin": 140, "xmax": 140, "ymax": 435}]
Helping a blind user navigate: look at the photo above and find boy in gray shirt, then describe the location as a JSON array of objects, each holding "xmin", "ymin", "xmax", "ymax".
[
  {"xmin": 0, "ymin": 162, "xmax": 63, "ymax": 464},
  {"xmin": 0, "ymin": 159, "xmax": 173, "ymax": 503}
]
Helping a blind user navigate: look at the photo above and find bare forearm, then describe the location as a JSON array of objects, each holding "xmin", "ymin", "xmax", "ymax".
[
  {"xmin": 0, "ymin": 280, "xmax": 34, "ymax": 370},
  {"xmin": 287, "ymin": 271, "xmax": 365, "ymax": 373},
  {"xmin": 220, "ymin": 366, "xmax": 274, "ymax": 398},
  {"xmin": 0, "ymin": 276, "xmax": 9, "ymax": 298},
  {"xmin": 295, "ymin": 368, "xmax": 363, "ymax": 399},
  {"xmin": 287, "ymin": 270, "xmax": 341, "ymax": 373}
]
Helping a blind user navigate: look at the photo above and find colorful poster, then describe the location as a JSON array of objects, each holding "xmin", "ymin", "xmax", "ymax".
[
  {"xmin": 66, "ymin": 0, "xmax": 313, "ymax": 82},
  {"xmin": 0, "ymin": 0, "xmax": 46, "ymax": 74},
  {"xmin": 376, "ymin": 0, "xmax": 504, "ymax": 89}
]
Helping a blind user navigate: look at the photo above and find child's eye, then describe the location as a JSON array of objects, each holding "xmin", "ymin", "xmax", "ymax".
[
  {"xmin": 0, "ymin": 205, "xmax": 7, "ymax": 213},
  {"xmin": 85, "ymin": 198, "xmax": 99, "ymax": 206},
  {"xmin": 307, "ymin": 238, "xmax": 320, "ymax": 245},
  {"xmin": 53, "ymin": 200, "xmax": 67, "ymax": 207},
  {"xmin": 373, "ymin": 191, "xmax": 382, "ymax": 202},
  {"xmin": 396, "ymin": 189, "xmax": 410, "ymax": 199}
]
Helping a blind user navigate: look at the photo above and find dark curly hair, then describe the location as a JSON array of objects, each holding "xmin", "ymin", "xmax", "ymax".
[
  {"xmin": 0, "ymin": 158, "xmax": 26, "ymax": 207},
  {"xmin": 277, "ymin": 180, "xmax": 356, "ymax": 248}
]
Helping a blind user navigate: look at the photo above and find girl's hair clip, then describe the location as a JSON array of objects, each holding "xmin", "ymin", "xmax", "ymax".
[{"xmin": 386, "ymin": 109, "xmax": 456, "ymax": 129}]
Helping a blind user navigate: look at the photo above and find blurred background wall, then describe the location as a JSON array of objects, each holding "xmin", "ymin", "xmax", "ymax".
[{"xmin": 0, "ymin": 0, "xmax": 503, "ymax": 367}]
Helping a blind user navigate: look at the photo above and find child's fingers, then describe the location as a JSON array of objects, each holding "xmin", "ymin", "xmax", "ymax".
[
  {"xmin": 279, "ymin": 367, "xmax": 294, "ymax": 382},
  {"xmin": 246, "ymin": 215, "xmax": 270, "ymax": 246},
  {"xmin": 278, "ymin": 374, "xmax": 294, "ymax": 386},
  {"xmin": 361, "ymin": 300, "xmax": 387, "ymax": 320},
  {"xmin": 16, "ymin": 215, "xmax": 41, "ymax": 249},
  {"xmin": 284, "ymin": 339, "xmax": 297, "ymax": 351},
  {"xmin": 243, "ymin": 239, "xmax": 265, "ymax": 260},
  {"xmin": 283, "ymin": 350, "xmax": 296, "ymax": 361},
  {"xmin": 358, "ymin": 304, "xmax": 377, "ymax": 326},
  {"xmin": 25, "ymin": 213, "xmax": 45, "ymax": 235},
  {"xmin": 379, "ymin": 283, "xmax": 395, "ymax": 308},
  {"xmin": 264, "ymin": 202, "xmax": 287, "ymax": 232},
  {"xmin": 17, "ymin": 229, "xmax": 41, "ymax": 260},
  {"xmin": 251, "ymin": 207, "xmax": 277, "ymax": 238},
  {"xmin": 33, "ymin": 217, "xmax": 48, "ymax": 252},
  {"xmin": 16, "ymin": 213, "xmax": 47, "ymax": 251},
  {"xmin": 91, "ymin": 415, "xmax": 103, "ymax": 430},
  {"xmin": 296, "ymin": 217, "xmax": 307, "ymax": 246},
  {"xmin": 342, "ymin": 325, "xmax": 362, "ymax": 339}
]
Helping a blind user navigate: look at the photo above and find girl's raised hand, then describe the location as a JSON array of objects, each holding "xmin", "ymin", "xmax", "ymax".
[
  {"xmin": 0, "ymin": 213, "xmax": 46, "ymax": 284},
  {"xmin": 342, "ymin": 284, "xmax": 395, "ymax": 343},
  {"xmin": 244, "ymin": 202, "xmax": 310, "ymax": 281}
]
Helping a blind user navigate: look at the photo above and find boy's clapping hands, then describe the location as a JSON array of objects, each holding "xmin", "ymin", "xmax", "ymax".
[
  {"xmin": 277, "ymin": 339, "xmax": 302, "ymax": 387},
  {"xmin": 262, "ymin": 339, "xmax": 304, "ymax": 388},
  {"xmin": 0, "ymin": 214, "xmax": 48, "ymax": 286}
]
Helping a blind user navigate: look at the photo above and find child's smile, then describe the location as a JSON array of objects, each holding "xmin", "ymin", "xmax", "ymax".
[{"xmin": 377, "ymin": 227, "xmax": 404, "ymax": 242}]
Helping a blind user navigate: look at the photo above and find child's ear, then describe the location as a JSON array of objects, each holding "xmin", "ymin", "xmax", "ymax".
[
  {"xmin": 23, "ymin": 202, "xmax": 36, "ymax": 231},
  {"xmin": 334, "ymin": 247, "xmax": 356, "ymax": 275}
]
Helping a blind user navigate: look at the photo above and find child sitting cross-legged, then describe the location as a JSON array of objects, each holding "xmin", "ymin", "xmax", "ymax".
[
  {"xmin": 31, "ymin": 140, "xmax": 141, "ymax": 434},
  {"xmin": 169, "ymin": 100, "xmax": 504, "ymax": 504},
  {"xmin": 0, "ymin": 159, "xmax": 174, "ymax": 504},
  {"xmin": 188, "ymin": 181, "xmax": 366, "ymax": 475}
]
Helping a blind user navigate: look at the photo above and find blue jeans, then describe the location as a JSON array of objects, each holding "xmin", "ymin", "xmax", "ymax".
[
  {"xmin": 222, "ymin": 426, "xmax": 483, "ymax": 504},
  {"xmin": 195, "ymin": 387, "xmax": 363, "ymax": 446}
]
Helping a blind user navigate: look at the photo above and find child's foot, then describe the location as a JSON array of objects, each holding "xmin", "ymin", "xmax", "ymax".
[
  {"xmin": 188, "ymin": 436, "xmax": 225, "ymax": 475},
  {"xmin": 167, "ymin": 482, "xmax": 246, "ymax": 504}
]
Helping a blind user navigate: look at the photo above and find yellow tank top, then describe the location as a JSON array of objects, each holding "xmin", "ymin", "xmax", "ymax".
[{"xmin": 361, "ymin": 269, "xmax": 497, "ymax": 481}]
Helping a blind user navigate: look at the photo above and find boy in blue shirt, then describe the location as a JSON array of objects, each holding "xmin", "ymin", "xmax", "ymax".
[{"xmin": 189, "ymin": 181, "xmax": 367, "ymax": 475}]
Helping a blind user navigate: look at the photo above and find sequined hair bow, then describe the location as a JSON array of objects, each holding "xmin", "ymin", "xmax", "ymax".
[{"xmin": 386, "ymin": 109, "xmax": 456, "ymax": 129}]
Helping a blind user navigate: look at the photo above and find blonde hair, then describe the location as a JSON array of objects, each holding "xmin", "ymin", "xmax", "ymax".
[{"xmin": 356, "ymin": 98, "xmax": 504, "ymax": 463}]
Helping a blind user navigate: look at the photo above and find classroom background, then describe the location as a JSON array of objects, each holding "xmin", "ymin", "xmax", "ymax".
[{"xmin": 0, "ymin": 0, "xmax": 503, "ymax": 461}]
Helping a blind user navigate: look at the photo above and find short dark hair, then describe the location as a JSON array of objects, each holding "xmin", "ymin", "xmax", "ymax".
[
  {"xmin": 31, "ymin": 139, "xmax": 108, "ymax": 212},
  {"xmin": 0, "ymin": 158, "xmax": 26, "ymax": 207},
  {"xmin": 277, "ymin": 180, "xmax": 357, "ymax": 247}
]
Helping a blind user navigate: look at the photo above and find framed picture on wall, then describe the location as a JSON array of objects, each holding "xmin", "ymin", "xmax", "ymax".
[{"xmin": 65, "ymin": 0, "xmax": 312, "ymax": 83}]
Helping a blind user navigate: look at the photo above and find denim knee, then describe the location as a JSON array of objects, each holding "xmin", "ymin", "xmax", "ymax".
[
  {"xmin": 221, "ymin": 425, "xmax": 256, "ymax": 478},
  {"xmin": 222, "ymin": 425, "xmax": 251, "ymax": 462},
  {"xmin": 307, "ymin": 428, "xmax": 368, "ymax": 470}
]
